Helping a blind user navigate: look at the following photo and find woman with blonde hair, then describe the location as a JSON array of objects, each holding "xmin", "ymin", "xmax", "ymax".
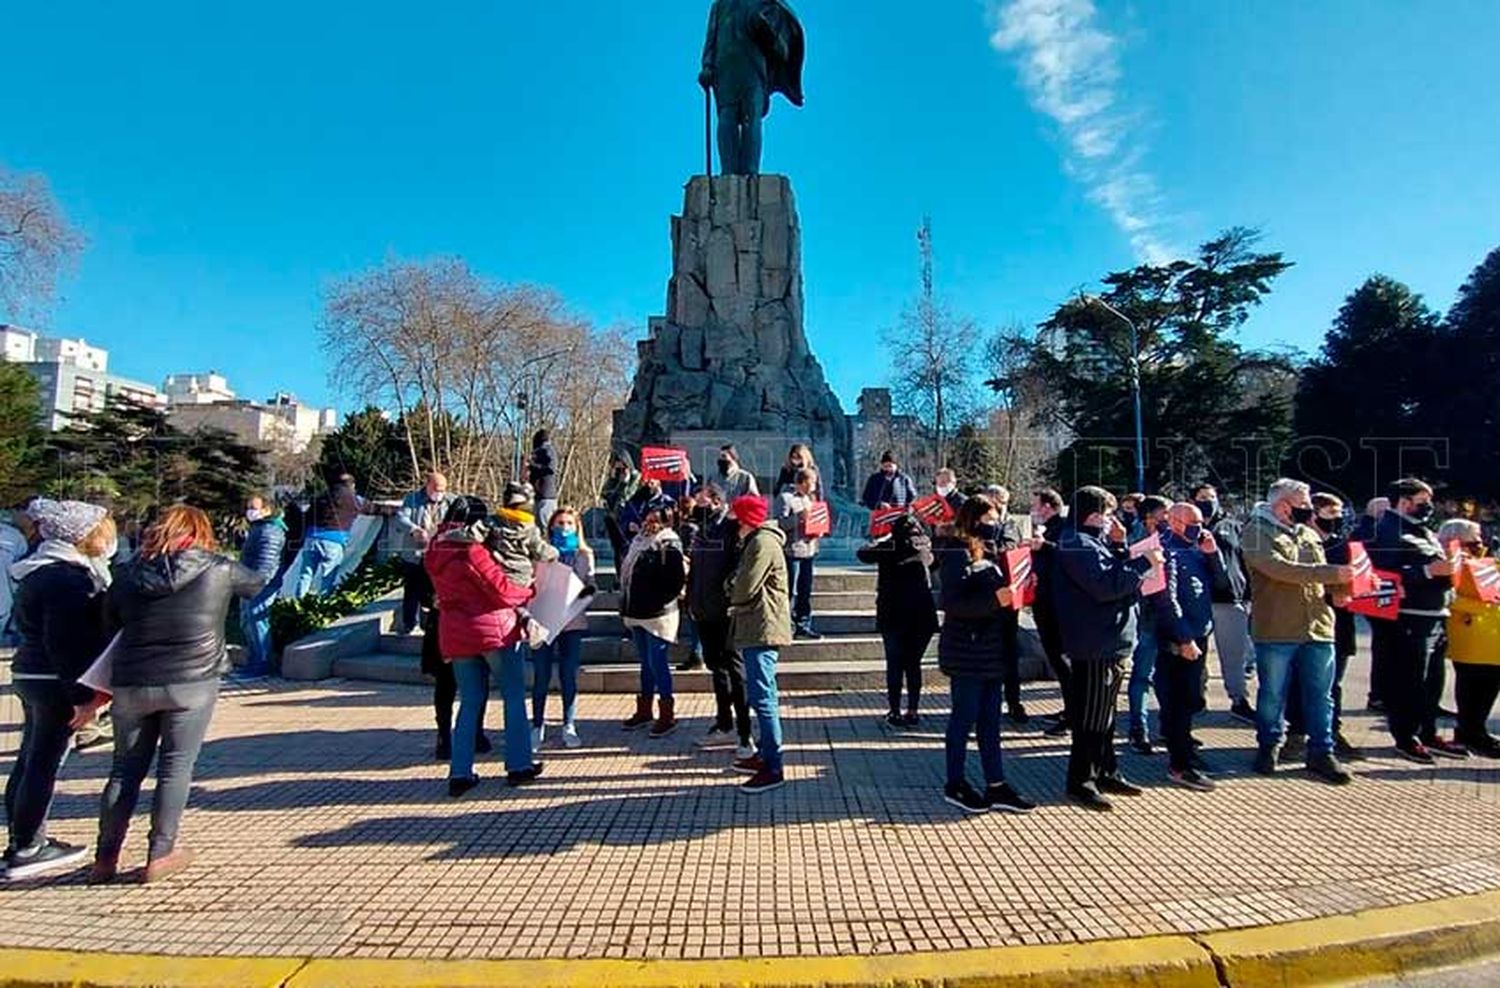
[
  {"xmin": 88, "ymin": 505, "xmax": 265, "ymax": 884},
  {"xmin": 3, "ymin": 499, "xmax": 114, "ymax": 882},
  {"xmin": 532, "ymin": 506, "xmax": 596, "ymax": 749},
  {"xmin": 775, "ymin": 443, "xmax": 824, "ymax": 500}
]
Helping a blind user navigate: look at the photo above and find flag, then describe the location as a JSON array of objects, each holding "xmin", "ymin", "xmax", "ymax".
[
  {"xmin": 1005, "ymin": 546, "xmax": 1036, "ymax": 609},
  {"xmin": 1346, "ymin": 569, "xmax": 1404, "ymax": 621},
  {"xmin": 640, "ymin": 446, "xmax": 690, "ymax": 482},
  {"xmin": 911, "ymin": 493, "xmax": 954, "ymax": 526}
]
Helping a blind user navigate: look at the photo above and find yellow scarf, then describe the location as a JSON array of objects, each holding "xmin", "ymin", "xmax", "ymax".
[{"xmin": 497, "ymin": 507, "xmax": 535, "ymax": 527}]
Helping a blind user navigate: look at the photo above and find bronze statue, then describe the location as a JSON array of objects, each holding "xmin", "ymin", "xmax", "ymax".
[{"xmin": 698, "ymin": 0, "xmax": 805, "ymax": 176}]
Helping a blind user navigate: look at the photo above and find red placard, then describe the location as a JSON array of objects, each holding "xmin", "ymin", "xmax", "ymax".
[
  {"xmin": 640, "ymin": 446, "xmax": 690, "ymax": 483},
  {"xmin": 1130, "ymin": 533, "xmax": 1167, "ymax": 596},
  {"xmin": 1346, "ymin": 568, "xmax": 1404, "ymax": 620},
  {"xmin": 1005, "ymin": 546, "xmax": 1037, "ymax": 609},
  {"xmin": 868, "ymin": 506, "xmax": 907, "ymax": 538},
  {"xmin": 804, "ymin": 500, "xmax": 832, "ymax": 538},
  {"xmin": 911, "ymin": 493, "xmax": 955, "ymax": 526},
  {"xmin": 1345, "ymin": 541, "xmax": 1378, "ymax": 598},
  {"xmin": 1457, "ymin": 557, "xmax": 1500, "ymax": 603}
]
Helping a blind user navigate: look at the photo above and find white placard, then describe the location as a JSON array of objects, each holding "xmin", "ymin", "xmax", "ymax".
[
  {"xmin": 77, "ymin": 632, "xmax": 122, "ymax": 696},
  {"xmin": 527, "ymin": 559, "xmax": 587, "ymax": 645}
]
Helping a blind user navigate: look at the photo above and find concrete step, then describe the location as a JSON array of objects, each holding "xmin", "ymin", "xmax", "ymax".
[
  {"xmin": 378, "ymin": 631, "xmax": 928, "ymax": 663},
  {"xmin": 587, "ymin": 566, "xmax": 877, "ymax": 594},
  {"xmin": 582, "ymin": 609, "xmax": 885, "ymax": 638},
  {"xmin": 586, "ymin": 588, "xmax": 878, "ymax": 612}
]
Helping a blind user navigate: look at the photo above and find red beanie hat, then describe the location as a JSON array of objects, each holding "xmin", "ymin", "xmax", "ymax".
[{"xmin": 731, "ymin": 495, "xmax": 770, "ymax": 529}]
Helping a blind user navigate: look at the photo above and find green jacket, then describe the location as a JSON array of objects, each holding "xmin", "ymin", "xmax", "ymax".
[
  {"xmin": 1241, "ymin": 507, "xmax": 1346, "ymax": 643},
  {"xmin": 728, "ymin": 521, "xmax": 793, "ymax": 649}
]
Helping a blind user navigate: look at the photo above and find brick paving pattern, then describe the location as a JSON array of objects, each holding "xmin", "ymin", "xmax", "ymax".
[{"xmin": 2, "ymin": 674, "xmax": 1497, "ymax": 961}]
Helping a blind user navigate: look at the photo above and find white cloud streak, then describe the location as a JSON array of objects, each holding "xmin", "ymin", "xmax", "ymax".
[{"xmin": 990, "ymin": 0, "xmax": 1178, "ymax": 264}]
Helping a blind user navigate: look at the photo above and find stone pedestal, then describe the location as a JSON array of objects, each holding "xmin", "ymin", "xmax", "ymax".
[{"xmin": 612, "ymin": 175, "xmax": 852, "ymax": 494}]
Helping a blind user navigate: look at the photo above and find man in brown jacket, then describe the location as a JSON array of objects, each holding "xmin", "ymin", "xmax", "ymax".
[
  {"xmin": 727, "ymin": 495, "xmax": 793, "ymax": 794},
  {"xmin": 1241, "ymin": 478, "xmax": 1356, "ymax": 784}
]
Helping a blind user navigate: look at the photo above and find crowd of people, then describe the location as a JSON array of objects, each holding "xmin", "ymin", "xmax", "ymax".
[{"xmin": 7, "ymin": 432, "xmax": 1500, "ymax": 881}]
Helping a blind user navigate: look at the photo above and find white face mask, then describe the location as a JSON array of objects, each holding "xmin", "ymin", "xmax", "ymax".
[
  {"xmin": 246, "ymin": 508, "xmax": 267, "ymax": 523},
  {"xmin": 936, "ymin": 482, "xmax": 955, "ymax": 497}
]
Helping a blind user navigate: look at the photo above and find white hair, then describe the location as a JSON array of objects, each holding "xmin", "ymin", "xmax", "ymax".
[
  {"xmin": 986, "ymin": 484, "xmax": 1010, "ymax": 501},
  {"xmin": 1267, "ymin": 478, "xmax": 1310, "ymax": 505},
  {"xmin": 1437, "ymin": 519, "xmax": 1481, "ymax": 545}
]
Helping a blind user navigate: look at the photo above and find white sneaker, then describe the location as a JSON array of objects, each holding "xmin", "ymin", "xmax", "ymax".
[
  {"xmin": 734, "ymin": 743, "xmax": 756, "ymax": 761},
  {"xmin": 531, "ymin": 724, "xmax": 546, "ymax": 749},
  {"xmin": 698, "ymin": 726, "xmax": 737, "ymax": 749},
  {"xmin": 562, "ymin": 724, "xmax": 582, "ymax": 749}
]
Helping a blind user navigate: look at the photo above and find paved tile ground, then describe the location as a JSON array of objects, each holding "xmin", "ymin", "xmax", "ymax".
[{"xmin": 2, "ymin": 657, "xmax": 1498, "ymax": 961}]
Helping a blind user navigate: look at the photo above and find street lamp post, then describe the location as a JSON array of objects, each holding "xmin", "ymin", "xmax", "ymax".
[{"xmin": 1083, "ymin": 295, "xmax": 1146, "ymax": 493}]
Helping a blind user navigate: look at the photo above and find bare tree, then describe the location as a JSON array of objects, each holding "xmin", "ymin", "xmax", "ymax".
[
  {"xmin": 882, "ymin": 218, "xmax": 979, "ymax": 468},
  {"xmin": 0, "ymin": 166, "xmax": 85, "ymax": 318}
]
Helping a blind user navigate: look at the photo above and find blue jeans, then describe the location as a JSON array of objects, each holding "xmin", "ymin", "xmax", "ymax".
[
  {"xmin": 238, "ymin": 582, "xmax": 280, "ymax": 674},
  {"xmin": 1128, "ymin": 621, "xmax": 1158, "ymax": 735},
  {"xmin": 1254, "ymin": 641, "xmax": 1335, "ymax": 757},
  {"xmin": 787, "ymin": 556, "xmax": 815, "ymax": 631},
  {"xmin": 632, "ymin": 626, "xmax": 674, "ymax": 700},
  {"xmin": 449, "ymin": 658, "xmax": 491, "ymax": 781},
  {"xmin": 532, "ymin": 630, "xmax": 582, "ymax": 727},
  {"xmin": 946, "ymin": 675, "xmax": 1005, "ymax": 789},
  {"xmin": 495, "ymin": 644, "xmax": 535, "ymax": 773},
  {"xmin": 293, "ymin": 537, "xmax": 345, "ymax": 598},
  {"xmin": 742, "ymin": 646, "xmax": 784, "ymax": 774}
]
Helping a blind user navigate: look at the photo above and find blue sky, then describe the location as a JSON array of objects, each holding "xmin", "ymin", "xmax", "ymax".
[{"xmin": 5, "ymin": 0, "xmax": 1498, "ymax": 414}]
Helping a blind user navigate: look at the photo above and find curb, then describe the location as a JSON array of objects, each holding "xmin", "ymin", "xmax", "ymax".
[{"xmin": 3, "ymin": 890, "xmax": 1499, "ymax": 988}]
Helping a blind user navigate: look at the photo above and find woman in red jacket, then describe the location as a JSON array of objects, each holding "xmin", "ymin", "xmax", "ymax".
[{"xmin": 424, "ymin": 497, "xmax": 536, "ymax": 797}]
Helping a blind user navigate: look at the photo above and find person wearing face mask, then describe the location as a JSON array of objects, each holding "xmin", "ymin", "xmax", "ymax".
[
  {"xmin": 858, "ymin": 512, "xmax": 938, "ymax": 728},
  {"xmin": 935, "ymin": 468, "xmax": 965, "ymax": 516},
  {"xmin": 530, "ymin": 507, "xmax": 595, "ymax": 750},
  {"xmin": 1053, "ymin": 486, "xmax": 1162, "ymax": 811},
  {"xmin": 1437, "ymin": 518, "xmax": 1500, "ymax": 758},
  {"xmin": 1029, "ymin": 489, "xmax": 1072, "ymax": 738},
  {"xmin": 982, "ymin": 484, "xmax": 1027, "ymax": 723},
  {"xmin": 234, "ymin": 494, "xmax": 288, "ymax": 680},
  {"xmin": 4, "ymin": 499, "xmax": 113, "ymax": 882},
  {"xmin": 727, "ymin": 495, "xmax": 793, "ymax": 794},
  {"xmin": 687, "ymin": 486, "xmax": 753, "ymax": 758},
  {"xmin": 1190, "ymin": 483, "xmax": 1258, "ymax": 725},
  {"xmin": 1147, "ymin": 503, "xmax": 1223, "ymax": 790},
  {"xmin": 1240, "ymin": 479, "xmax": 1356, "ymax": 784},
  {"xmin": 393, "ymin": 471, "xmax": 459, "ymax": 635},
  {"xmin": 1368, "ymin": 478, "xmax": 1466, "ymax": 762},
  {"xmin": 775, "ymin": 444, "xmax": 821, "ymax": 497},
  {"xmin": 1284, "ymin": 494, "xmax": 1363, "ymax": 761},
  {"xmin": 935, "ymin": 495, "xmax": 1036, "ymax": 814},
  {"xmin": 1125, "ymin": 495, "xmax": 1171, "ymax": 751},
  {"xmin": 861, "ymin": 450, "xmax": 917, "ymax": 511},
  {"xmin": 716, "ymin": 444, "xmax": 760, "ymax": 501},
  {"xmin": 1117, "ymin": 492, "xmax": 1145, "ymax": 541}
]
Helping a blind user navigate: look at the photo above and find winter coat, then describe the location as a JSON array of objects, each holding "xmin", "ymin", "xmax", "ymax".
[
  {"xmin": 775, "ymin": 467, "xmax": 826, "ymax": 502},
  {"xmin": 687, "ymin": 510, "xmax": 740, "ymax": 622},
  {"xmin": 1240, "ymin": 506, "xmax": 1343, "ymax": 643},
  {"xmin": 393, "ymin": 489, "xmax": 461, "ymax": 562},
  {"xmin": 601, "ymin": 467, "xmax": 641, "ymax": 514},
  {"xmin": 856, "ymin": 525, "xmax": 938, "ymax": 639},
  {"xmin": 240, "ymin": 516, "xmax": 288, "ymax": 583},
  {"xmin": 424, "ymin": 523, "xmax": 535, "ymax": 658},
  {"xmin": 485, "ymin": 508, "xmax": 559, "ymax": 588},
  {"xmin": 619, "ymin": 528, "xmax": 687, "ymax": 643},
  {"xmin": 1208, "ymin": 514, "xmax": 1250, "ymax": 604},
  {"xmin": 1150, "ymin": 530, "xmax": 1220, "ymax": 646},
  {"xmin": 718, "ymin": 465, "xmax": 760, "ymax": 501},
  {"xmin": 1052, "ymin": 524, "xmax": 1152, "ymax": 661},
  {"xmin": 728, "ymin": 522, "xmax": 793, "ymax": 649},
  {"xmin": 1369, "ymin": 510, "xmax": 1452, "ymax": 617},
  {"xmin": 107, "ymin": 550, "xmax": 266, "ymax": 687},
  {"xmin": 777, "ymin": 487, "xmax": 822, "ymax": 559},
  {"xmin": 529, "ymin": 440, "xmax": 560, "ymax": 501},
  {"xmin": 1031, "ymin": 513, "xmax": 1066, "ymax": 618},
  {"xmin": 618, "ymin": 490, "xmax": 676, "ymax": 538},
  {"xmin": 935, "ymin": 538, "xmax": 1011, "ymax": 679},
  {"xmin": 10, "ymin": 548, "xmax": 109, "ymax": 692},
  {"xmin": 860, "ymin": 470, "xmax": 917, "ymax": 511}
]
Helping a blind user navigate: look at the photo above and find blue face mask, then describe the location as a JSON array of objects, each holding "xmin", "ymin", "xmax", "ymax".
[{"xmin": 549, "ymin": 528, "xmax": 580, "ymax": 553}]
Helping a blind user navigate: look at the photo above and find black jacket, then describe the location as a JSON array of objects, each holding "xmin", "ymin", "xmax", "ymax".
[
  {"xmin": 12, "ymin": 560, "xmax": 110, "ymax": 694},
  {"xmin": 861, "ymin": 470, "xmax": 917, "ymax": 511},
  {"xmin": 1368, "ymin": 510, "xmax": 1450, "ymax": 616},
  {"xmin": 1208, "ymin": 514, "xmax": 1250, "ymax": 604},
  {"xmin": 1053, "ymin": 524, "xmax": 1152, "ymax": 661},
  {"xmin": 107, "ymin": 550, "xmax": 266, "ymax": 688},
  {"xmin": 687, "ymin": 512, "xmax": 739, "ymax": 622},
  {"xmin": 857, "ymin": 521, "xmax": 938, "ymax": 639},
  {"xmin": 1031, "ymin": 514, "xmax": 1066, "ymax": 617},
  {"xmin": 529, "ymin": 441, "xmax": 559, "ymax": 501},
  {"xmin": 935, "ymin": 538, "xmax": 1012, "ymax": 679},
  {"xmin": 619, "ymin": 536, "xmax": 688, "ymax": 621}
]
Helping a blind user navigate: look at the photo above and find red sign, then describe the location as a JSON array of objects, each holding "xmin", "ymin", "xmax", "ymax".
[
  {"xmin": 1346, "ymin": 541, "xmax": 1378, "ymax": 598},
  {"xmin": 804, "ymin": 501, "xmax": 832, "ymax": 538},
  {"xmin": 640, "ymin": 446, "xmax": 690, "ymax": 483},
  {"xmin": 1346, "ymin": 569, "xmax": 1404, "ymax": 621},
  {"xmin": 1005, "ymin": 546, "xmax": 1037, "ymax": 609},
  {"xmin": 911, "ymin": 493, "xmax": 955, "ymax": 526},
  {"xmin": 1458, "ymin": 557, "xmax": 1500, "ymax": 604},
  {"xmin": 869, "ymin": 506, "xmax": 907, "ymax": 538}
]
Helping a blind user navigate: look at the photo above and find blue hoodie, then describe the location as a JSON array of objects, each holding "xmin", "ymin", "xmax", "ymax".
[{"xmin": 1151, "ymin": 529, "xmax": 1222, "ymax": 646}]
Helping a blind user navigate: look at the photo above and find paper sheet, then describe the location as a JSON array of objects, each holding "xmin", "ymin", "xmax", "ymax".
[
  {"xmin": 76, "ymin": 632, "xmax": 122, "ymax": 696},
  {"xmin": 528, "ymin": 559, "xmax": 587, "ymax": 645},
  {"xmin": 1130, "ymin": 533, "xmax": 1167, "ymax": 596}
]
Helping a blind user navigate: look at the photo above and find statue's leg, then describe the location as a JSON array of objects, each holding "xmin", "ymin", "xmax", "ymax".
[
  {"xmin": 742, "ymin": 111, "xmax": 763, "ymax": 176},
  {"xmin": 717, "ymin": 104, "xmax": 739, "ymax": 176}
]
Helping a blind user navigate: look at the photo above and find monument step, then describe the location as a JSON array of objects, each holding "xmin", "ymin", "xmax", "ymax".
[
  {"xmin": 587, "ymin": 566, "xmax": 876, "ymax": 594},
  {"xmin": 377, "ymin": 631, "xmax": 926, "ymax": 664},
  {"xmin": 586, "ymin": 588, "xmax": 877, "ymax": 612}
]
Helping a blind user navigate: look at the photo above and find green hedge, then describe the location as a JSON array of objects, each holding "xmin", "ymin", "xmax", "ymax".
[{"xmin": 270, "ymin": 557, "xmax": 405, "ymax": 651}]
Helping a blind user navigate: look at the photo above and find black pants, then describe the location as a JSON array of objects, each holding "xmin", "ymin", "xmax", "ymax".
[
  {"xmin": 1034, "ymin": 604, "xmax": 1071, "ymax": 721},
  {"xmin": 1454, "ymin": 662, "xmax": 1500, "ymax": 745},
  {"xmin": 1371, "ymin": 615, "xmax": 1446, "ymax": 745},
  {"xmin": 700, "ymin": 615, "xmax": 750, "ymax": 743},
  {"xmin": 883, "ymin": 628, "xmax": 932, "ymax": 713},
  {"xmin": 1065, "ymin": 655, "xmax": 1125, "ymax": 790},
  {"xmin": 998, "ymin": 608, "xmax": 1022, "ymax": 710},
  {"xmin": 1154, "ymin": 641, "xmax": 1208, "ymax": 771},
  {"xmin": 400, "ymin": 559, "xmax": 432, "ymax": 631},
  {"xmin": 5, "ymin": 679, "xmax": 75, "ymax": 853},
  {"xmin": 1287, "ymin": 646, "xmax": 1351, "ymax": 736}
]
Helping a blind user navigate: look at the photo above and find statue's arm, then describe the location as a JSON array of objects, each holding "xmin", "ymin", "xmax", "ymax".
[{"xmin": 699, "ymin": 1, "xmax": 719, "ymax": 86}]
